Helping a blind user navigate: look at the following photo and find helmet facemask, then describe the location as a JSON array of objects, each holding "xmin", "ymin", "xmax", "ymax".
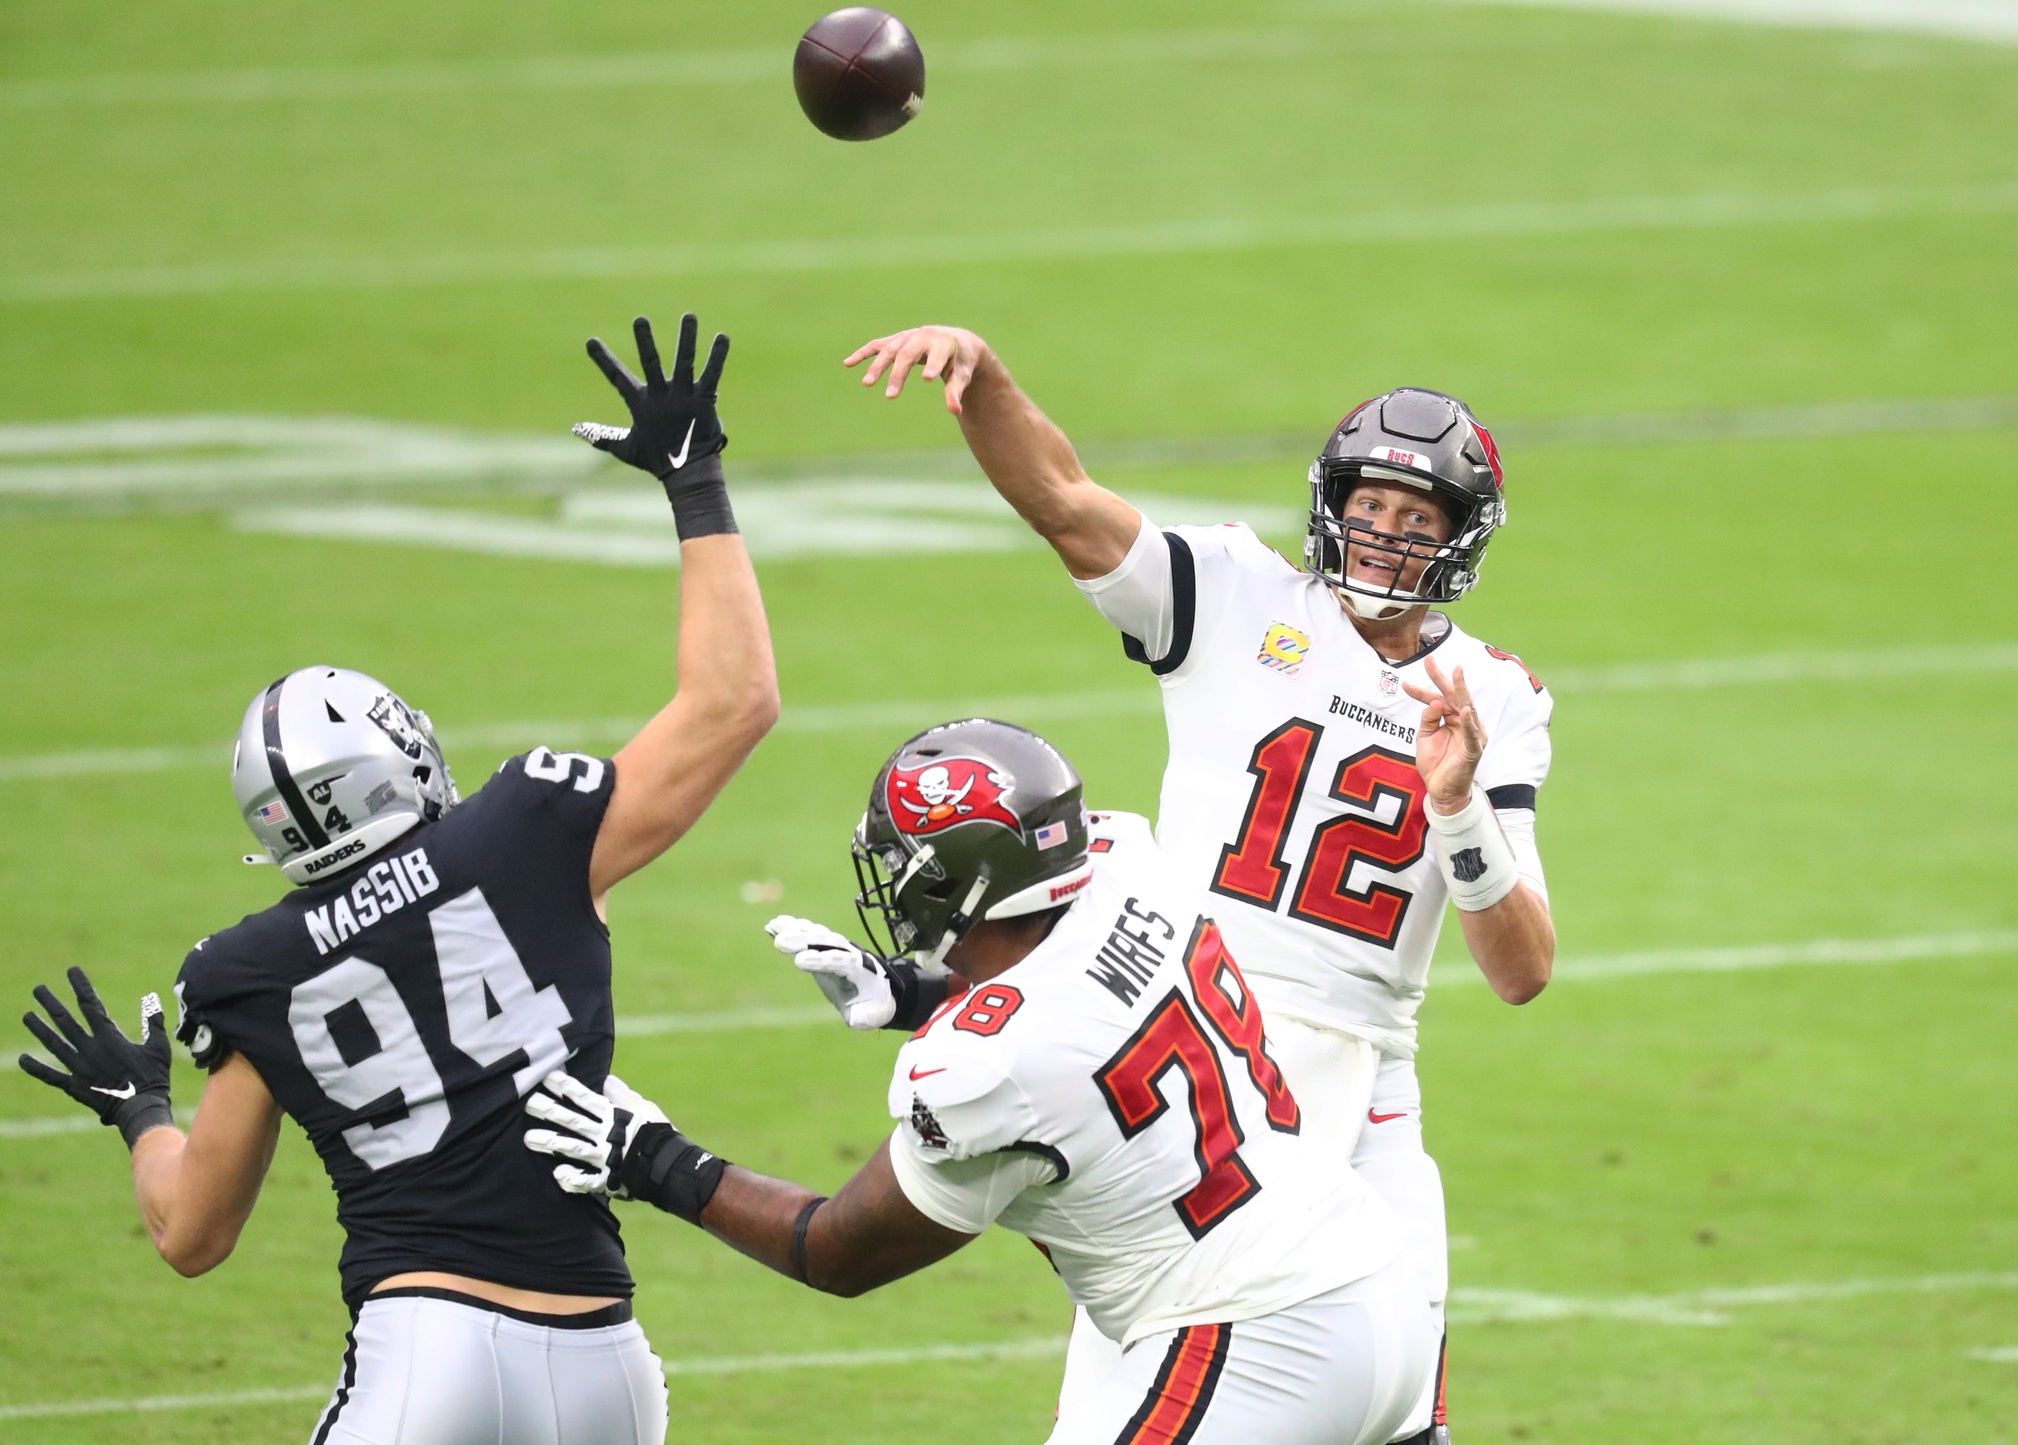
[
  {"xmin": 851, "ymin": 719, "xmax": 1096, "ymax": 968},
  {"xmin": 1305, "ymin": 459, "xmax": 1500, "ymax": 619}
]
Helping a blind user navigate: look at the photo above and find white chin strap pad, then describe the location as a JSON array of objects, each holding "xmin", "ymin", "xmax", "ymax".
[{"xmin": 986, "ymin": 859, "xmax": 1096, "ymax": 920}]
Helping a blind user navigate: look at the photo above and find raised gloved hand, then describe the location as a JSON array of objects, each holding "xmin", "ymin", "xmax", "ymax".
[
  {"xmin": 524, "ymin": 1070, "xmax": 728, "ymax": 1224},
  {"xmin": 766, "ymin": 915, "xmax": 898, "ymax": 1030},
  {"xmin": 573, "ymin": 313, "xmax": 737, "ymax": 539},
  {"xmin": 20, "ymin": 967, "xmax": 175, "ymax": 1149}
]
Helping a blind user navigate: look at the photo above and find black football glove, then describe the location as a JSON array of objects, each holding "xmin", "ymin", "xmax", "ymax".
[
  {"xmin": 20, "ymin": 967, "xmax": 175, "ymax": 1149},
  {"xmin": 573, "ymin": 313, "xmax": 737, "ymax": 539}
]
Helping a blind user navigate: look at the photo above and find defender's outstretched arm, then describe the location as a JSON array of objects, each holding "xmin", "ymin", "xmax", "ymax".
[
  {"xmin": 577, "ymin": 314, "xmax": 782, "ymax": 900},
  {"xmin": 19, "ymin": 970, "xmax": 280, "ymax": 1276},
  {"xmin": 846, "ymin": 326, "xmax": 1140, "ymax": 579},
  {"xmin": 131, "ymin": 1055, "xmax": 283, "ymax": 1276}
]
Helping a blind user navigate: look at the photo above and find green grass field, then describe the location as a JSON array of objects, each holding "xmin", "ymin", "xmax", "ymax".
[{"xmin": 3, "ymin": 0, "xmax": 2016, "ymax": 1439}]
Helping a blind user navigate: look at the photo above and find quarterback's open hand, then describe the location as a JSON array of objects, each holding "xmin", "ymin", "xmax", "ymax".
[
  {"xmin": 1403, "ymin": 657, "xmax": 1488, "ymax": 813},
  {"xmin": 844, "ymin": 326, "xmax": 990, "ymax": 415},
  {"xmin": 765, "ymin": 915, "xmax": 896, "ymax": 1030},
  {"xmin": 575, "ymin": 313, "xmax": 729, "ymax": 481},
  {"xmin": 524, "ymin": 1071, "xmax": 670, "ymax": 1198},
  {"xmin": 20, "ymin": 967, "xmax": 175, "ymax": 1147}
]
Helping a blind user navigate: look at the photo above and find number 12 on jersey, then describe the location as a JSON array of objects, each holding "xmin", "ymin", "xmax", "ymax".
[{"xmin": 1211, "ymin": 720, "xmax": 1429, "ymax": 948}]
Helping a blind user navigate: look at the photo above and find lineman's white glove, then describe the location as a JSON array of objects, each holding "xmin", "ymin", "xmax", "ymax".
[
  {"xmin": 765, "ymin": 914, "xmax": 896, "ymax": 1030},
  {"xmin": 524, "ymin": 1070, "xmax": 670, "ymax": 1197}
]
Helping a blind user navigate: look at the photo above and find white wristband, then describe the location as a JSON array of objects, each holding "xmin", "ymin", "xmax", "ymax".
[{"xmin": 1425, "ymin": 787, "xmax": 1520, "ymax": 912}]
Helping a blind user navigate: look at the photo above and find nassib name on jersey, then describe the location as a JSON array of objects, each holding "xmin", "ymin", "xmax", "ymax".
[{"xmin": 302, "ymin": 847, "xmax": 442, "ymax": 956}]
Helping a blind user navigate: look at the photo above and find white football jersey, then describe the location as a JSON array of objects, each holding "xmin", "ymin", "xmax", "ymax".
[
  {"xmin": 1078, "ymin": 520, "xmax": 1553, "ymax": 1054},
  {"xmin": 885, "ymin": 812, "xmax": 1406, "ymax": 1347}
]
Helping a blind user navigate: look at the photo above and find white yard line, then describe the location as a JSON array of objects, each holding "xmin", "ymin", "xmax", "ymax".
[
  {"xmin": 1430, "ymin": 0, "xmax": 2018, "ymax": 45},
  {"xmin": 1449, "ymin": 1271, "xmax": 2018, "ymax": 1327},
  {"xmin": 1427, "ymin": 928, "xmax": 2018, "ymax": 988},
  {"xmin": 6, "ymin": 641, "xmax": 2014, "ymax": 783},
  {"xmin": 4, "ymin": 1271, "xmax": 2014, "ymax": 1419},
  {"xmin": 1969, "ymin": 1345, "xmax": 2018, "ymax": 1362},
  {"xmin": 7, "ymin": 927, "xmax": 2008, "ymax": 1091},
  {"xmin": 0, "ymin": 28, "xmax": 1389, "ymax": 111},
  {"xmin": 7, "ymin": 181, "xmax": 2017, "ymax": 304}
]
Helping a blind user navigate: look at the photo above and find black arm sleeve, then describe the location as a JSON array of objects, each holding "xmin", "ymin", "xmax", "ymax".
[{"xmin": 883, "ymin": 962, "xmax": 954, "ymax": 1033}]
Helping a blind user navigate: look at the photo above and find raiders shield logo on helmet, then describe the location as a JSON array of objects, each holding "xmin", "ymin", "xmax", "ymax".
[{"xmin": 885, "ymin": 757, "xmax": 1020, "ymax": 836}]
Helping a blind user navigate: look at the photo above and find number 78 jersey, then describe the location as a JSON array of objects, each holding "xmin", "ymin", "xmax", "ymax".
[
  {"xmin": 1125, "ymin": 524, "xmax": 1553, "ymax": 1054},
  {"xmin": 885, "ymin": 813, "xmax": 1406, "ymax": 1347}
]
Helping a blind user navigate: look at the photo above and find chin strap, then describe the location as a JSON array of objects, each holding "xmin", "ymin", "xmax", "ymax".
[{"xmin": 919, "ymin": 874, "xmax": 992, "ymax": 971}]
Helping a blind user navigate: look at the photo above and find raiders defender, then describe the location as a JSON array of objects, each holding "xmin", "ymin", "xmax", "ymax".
[
  {"xmin": 17, "ymin": 314, "xmax": 776, "ymax": 1445},
  {"xmin": 820, "ymin": 327, "xmax": 1559, "ymax": 1443},
  {"xmin": 523, "ymin": 720, "xmax": 1435, "ymax": 1445}
]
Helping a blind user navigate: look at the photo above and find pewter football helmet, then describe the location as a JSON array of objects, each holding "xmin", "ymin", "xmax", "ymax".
[
  {"xmin": 232, "ymin": 667, "xmax": 459, "ymax": 885},
  {"xmin": 853, "ymin": 719, "xmax": 1092, "ymax": 964},
  {"xmin": 1306, "ymin": 388, "xmax": 1507, "ymax": 620}
]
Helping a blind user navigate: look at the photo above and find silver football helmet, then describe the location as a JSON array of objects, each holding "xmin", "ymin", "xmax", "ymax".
[{"xmin": 232, "ymin": 667, "xmax": 459, "ymax": 885}]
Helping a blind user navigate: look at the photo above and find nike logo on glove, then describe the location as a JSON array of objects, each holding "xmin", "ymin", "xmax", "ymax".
[
  {"xmin": 91, "ymin": 1083, "xmax": 138, "ymax": 1101},
  {"xmin": 908, "ymin": 1066, "xmax": 947, "ymax": 1081},
  {"xmin": 666, "ymin": 419, "xmax": 696, "ymax": 471},
  {"xmin": 1368, "ymin": 1109, "xmax": 1408, "ymax": 1124}
]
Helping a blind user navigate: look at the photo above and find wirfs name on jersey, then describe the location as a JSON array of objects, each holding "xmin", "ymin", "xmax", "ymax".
[
  {"xmin": 304, "ymin": 847, "xmax": 441, "ymax": 956},
  {"xmin": 1085, "ymin": 897, "xmax": 1181, "ymax": 1008}
]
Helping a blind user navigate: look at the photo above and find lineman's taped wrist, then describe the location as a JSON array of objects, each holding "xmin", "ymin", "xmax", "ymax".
[
  {"xmin": 658, "ymin": 453, "xmax": 739, "ymax": 541},
  {"xmin": 621, "ymin": 1121, "xmax": 729, "ymax": 1224},
  {"xmin": 114, "ymin": 1094, "xmax": 176, "ymax": 1151},
  {"xmin": 883, "ymin": 960, "xmax": 954, "ymax": 1033},
  {"xmin": 1426, "ymin": 787, "xmax": 1521, "ymax": 912}
]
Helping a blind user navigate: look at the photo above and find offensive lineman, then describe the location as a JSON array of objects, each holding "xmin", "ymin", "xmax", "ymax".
[
  {"xmin": 17, "ymin": 314, "xmax": 774, "ymax": 1445},
  {"xmin": 522, "ymin": 719, "xmax": 1435, "ymax": 1445},
  {"xmin": 817, "ymin": 327, "xmax": 1559, "ymax": 1443}
]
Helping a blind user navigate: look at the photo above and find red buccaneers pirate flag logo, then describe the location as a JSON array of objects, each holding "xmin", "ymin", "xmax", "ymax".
[{"xmin": 886, "ymin": 757, "xmax": 1021, "ymax": 836}]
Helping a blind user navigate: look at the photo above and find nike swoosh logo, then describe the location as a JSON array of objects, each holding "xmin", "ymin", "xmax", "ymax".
[
  {"xmin": 909, "ymin": 1066, "xmax": 947, "ymax": 1081},
  {"xmin": 91, "ymin": 1082, "xmax": 138, "ymax": 1100},
  {"xmin": 1367, "ymin": 1109, "xmax": 1408, "ymax": 1124},
  {"xmin": 667, "ymin": 419, "xmax": 697, "ymax": 471}
]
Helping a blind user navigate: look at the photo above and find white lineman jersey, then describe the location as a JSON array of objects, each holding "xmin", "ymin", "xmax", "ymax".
[
  {"xmin": 1078, "ymin": 519, "xmax": 1554, "ymax": 1053},
  {"xmin": 885, "ymin": 812, "xmax": 1406, "ymax": 1347}
]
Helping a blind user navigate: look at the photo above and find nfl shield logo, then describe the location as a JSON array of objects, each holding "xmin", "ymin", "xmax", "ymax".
[
  {"xmin": 256, "ymin": 801, "xmax": 290, "ymax": 826},
  {"xmin": 1379, "ymin": 671, "xmax": 1399, "ymax": 696}
]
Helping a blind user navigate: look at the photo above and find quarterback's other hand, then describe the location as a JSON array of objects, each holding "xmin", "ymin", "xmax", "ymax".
[
  {"xmin": 524, "ymin": 1070, "xmax": 669, "ymax": 1198},
  {"xmin": 575, "ymin": 313, "xmax": 729, "ymax": 481},
  {"xmin": 766, "ymin": 914, "xmax": 896, "ymax": 1030},
  {"xmin": 20, "ymin": 967, "xmax": 175, "ymax": 1148},
  {"xmin": 844, "ymin": 326, "xmax": 990, "ymax": 415},
  {"xmin": 1403, "ymin": 656, "xmax": 1488, "ymax": 812}
]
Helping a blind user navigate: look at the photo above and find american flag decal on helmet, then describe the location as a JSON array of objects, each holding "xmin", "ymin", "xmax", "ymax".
[
  {"xmin": 1034, "ymin": 821, "xmax": 1069, "ymax": 850},
  {"xmin": 256, "ymin": 801, "xmax": 290, "ymax": 826}
]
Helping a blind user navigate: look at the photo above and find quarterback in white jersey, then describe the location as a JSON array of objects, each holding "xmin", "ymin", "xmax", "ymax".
[
  {"xmin": 525, "ymin": 721, "xmax": 1434, "ymax": 1445},
  {"xmin": 837, "ymin": 327, "xmax": 1559, "ymax": 1444}
]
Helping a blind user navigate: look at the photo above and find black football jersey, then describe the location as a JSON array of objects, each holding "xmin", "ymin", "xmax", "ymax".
[{"xmin": 175, "ymin": 748, "xmax": 632, "ymax": 1306}]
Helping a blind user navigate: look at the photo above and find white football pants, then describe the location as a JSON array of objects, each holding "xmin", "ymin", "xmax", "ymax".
[
  {"xmin": 1046, "ymin": 1259, "xmax": 1432, "ymax": 1445},
  {"xmin": 310, "ymin": 1289, "xmax": 668, "ymax": 1445},
  {"xmin": 1058, "ymin": 1022, "xmax": 1447, "ymax": 1441}
]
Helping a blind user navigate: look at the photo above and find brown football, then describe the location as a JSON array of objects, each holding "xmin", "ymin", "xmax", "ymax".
[{"xmin": 793, "ymin": 8, "xmax": 925, "ymax": 141}]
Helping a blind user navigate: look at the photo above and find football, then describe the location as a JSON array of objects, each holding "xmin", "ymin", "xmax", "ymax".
[{"xmin": 792, "ymin": 7, "xmax": 925, "ymax": 141}]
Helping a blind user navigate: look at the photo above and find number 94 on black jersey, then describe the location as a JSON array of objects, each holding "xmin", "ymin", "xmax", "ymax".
[{"xmin": 174, "ymin": 748, "xmax": 634, "ymax": 1307}]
